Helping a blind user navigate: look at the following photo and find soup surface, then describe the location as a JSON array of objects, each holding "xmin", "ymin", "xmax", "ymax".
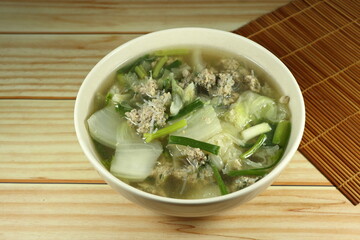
[{"xmin": 87, "ymin": 47, "xmax": 291, "ymax": 199}]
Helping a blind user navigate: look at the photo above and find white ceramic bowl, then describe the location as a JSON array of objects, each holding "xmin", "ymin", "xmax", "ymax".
[{"xmin": 74, "ymin": 28, "xmax": 305, "ymax": 217}]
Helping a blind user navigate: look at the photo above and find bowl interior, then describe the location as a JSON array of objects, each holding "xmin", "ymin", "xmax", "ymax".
[{"xmin": 74, "ymin": 27, "xmax": 305, "ymax": 205}]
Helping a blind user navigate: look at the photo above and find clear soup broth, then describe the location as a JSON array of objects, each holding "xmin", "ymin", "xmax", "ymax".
[{"xmin": 87, "ymin": 46, "xmax": 291, "ymax": 199}]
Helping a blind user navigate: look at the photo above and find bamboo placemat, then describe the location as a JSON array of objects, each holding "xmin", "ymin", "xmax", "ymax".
[{"xmin": 234, "ymin": 0, "xmax": 359, "ymax": 205}]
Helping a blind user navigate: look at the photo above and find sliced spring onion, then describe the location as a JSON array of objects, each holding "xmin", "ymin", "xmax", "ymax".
[
  {"xmin": 238, "ymin": 142, "xmax": 254, "ymax": 148},
  {"xmin": 168, "ymin": 135, "xmax": 220, "ymax": 155},
  {"xmin": 117, "ymin": 54, "xmax": 150, "ymax": 74},
  {"xmin": 154, "ymin": 49, "xmax": 189, "ymax": 56},
  {"xmin": 272, "ymin": 120, "xmax": 291, "ymax": 147},
  {"xmin": 153, "ymin": 56, "xmax": 168, "ymax": 78},
  {"xmin": 241, "ymin": 122, "xmax": 272, "ymax": 142},
  {"xmin": 264, "ymin": 123, "xmax": 276, "ymax": 146},
  {"xmin": 165, "ymin": 60, "xmax": 182, "ymax": 69},
  {"xmin": 144, "ymin": 119, "xmax": 187, "ymax": 143},
  {"xmin": 210, "ymin": 161, "xmax": 228, "ymax": 195},
  {"xmin": 168, "ymin": 99, "xmax": 204, "ymax": 121},
  {"xmin": 227, "ymin": 148, "xmax": 284, "ymax": 177},
  {"xmin": 240, "ymin": 134, "xmax": 267, "ymax": 159},
  {"xmin": 134, "ymin": 65, "xmax": 147, "ymax": 79},
  {"xmin": 228, "ymin": 169, "xmax": 269, "ymax": 176}
]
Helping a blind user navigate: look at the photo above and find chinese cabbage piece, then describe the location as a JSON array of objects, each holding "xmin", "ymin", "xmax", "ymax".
[{"xmin": 87, "ymin": 47, "xmax": 291, "ymax": 199}]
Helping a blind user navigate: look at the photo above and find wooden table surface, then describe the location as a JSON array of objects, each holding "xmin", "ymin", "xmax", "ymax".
[{"xmin": 0, "ymin": 1, "xmax": 358, "ymax": 239}]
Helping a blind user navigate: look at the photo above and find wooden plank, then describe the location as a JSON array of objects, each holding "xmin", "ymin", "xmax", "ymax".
[
  {"xmin": 0, "ymin": 99, "xmax": 330, "ymax": 185},
  {"xmin": 0, "ymin": 0, "xmax": 291, "ymax": 33},
  {"xmin": 0, "ymin": 183, "xmax": 357, "ymax": 240},
  {"xmin": 0, "ymin": 100, "xmax": 100, "ymax": 181},
  {"xmin": 275, "ymin": 151, "xmax": 330, "ymax": 186},
  {"xmin": 0, "ymin": 34, "xmax": 139, "ymax": 99}
]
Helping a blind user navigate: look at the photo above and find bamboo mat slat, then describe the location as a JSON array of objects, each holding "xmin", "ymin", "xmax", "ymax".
[{"xmin": 234, "ymin": 0, "xmax": 360, "ymax": 205}]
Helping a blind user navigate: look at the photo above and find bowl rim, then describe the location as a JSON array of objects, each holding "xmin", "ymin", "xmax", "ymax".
[{"xmin": 74, "ymin": 27, "xmax": 305, "ymax": 205}]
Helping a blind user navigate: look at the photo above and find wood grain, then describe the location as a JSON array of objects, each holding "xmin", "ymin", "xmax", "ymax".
[
  {"xmin": 0, "ymin": 0, "xmax": 291, "ymax": 33},
  {"xmin": 0, "ymin": 100, "xmax": 99, "ymax": 181},
  {"xmin": 0, "ymin": 183, "xmax": 357, "ymax": 240},
  {"xmin": 1, "ymin": 0, "xmax": 356, "ymax": 238},
  {"xmin": 274, "ymin": 151, "xmax": 330, "ymax": 186},
  {"xmin": 0, "ymin": 34, "xmax": 139, "ymax": 99},
  {"xmin": 0, "ymin": 99, "xmax": 330, "ymax": 185}
]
